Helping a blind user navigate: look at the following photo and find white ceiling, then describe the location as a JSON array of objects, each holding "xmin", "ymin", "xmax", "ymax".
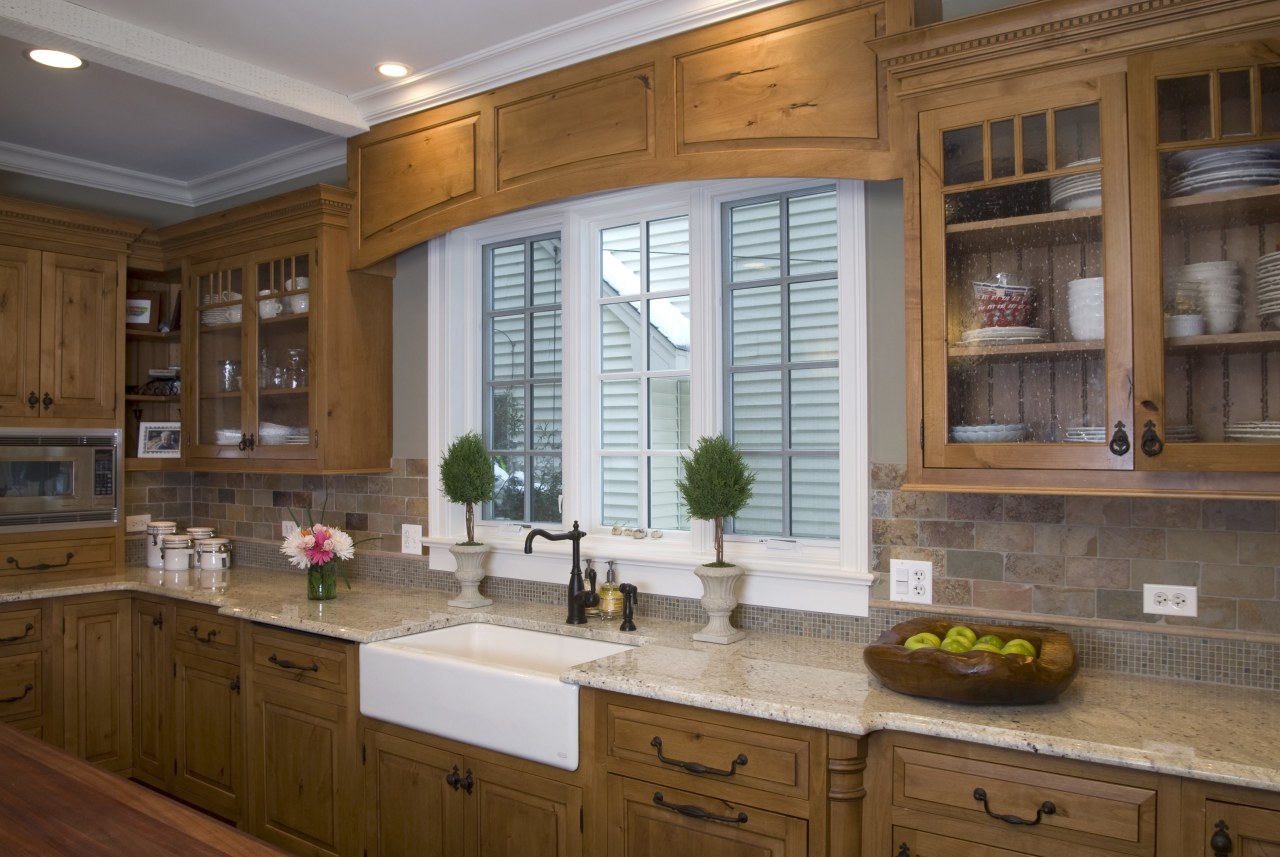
[{"xmin": 0, "ymin": 0, "xmax": 787, "ymax": 224}]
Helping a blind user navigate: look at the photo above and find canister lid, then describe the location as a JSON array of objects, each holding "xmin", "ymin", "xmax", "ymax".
[
  {"xmin": 186, "ymin": 527, "xmax": 215, "ymax": 536},
  {"xmin": 197, "ymin": 538, "xmax": 230, "ymax": 551},
  {"xmin": 161, "ymin": 533, "xmax": 192, "ymax": 545},
  {"xmin": 148, "ymin": 521, "xmax": 178, "ymax": 532}
]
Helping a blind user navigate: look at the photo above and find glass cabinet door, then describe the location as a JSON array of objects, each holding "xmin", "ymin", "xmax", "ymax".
[
  {"xmin": 250, "ymin": 242, "xmax": 314, "ymax": 460},
  {"xmin": 919, "ymin": 74, "xmax": 1133, "ymax": 471},
  {"xmin": 190, "ymin": 259, "xmax": 248, "ymax": 457},
  {"xmin": 1132, "ymin": 45, "xmax": 1280, "ymax": 472}
]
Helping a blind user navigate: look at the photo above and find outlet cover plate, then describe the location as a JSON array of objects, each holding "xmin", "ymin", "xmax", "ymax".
[
  {"xmin": 1143, "ymin": 583, "xmax": 1198, "ymax": 617},
  {"xmin": 889, "ymin": 559, "xmax": 933, "ymax": 605},
  {"xmin": 401, "ymin": 523, "xmax": 423, "ymax": 555},
  {"xmin": 282, "ymin": 521, "xmax": 299, "ymax": 539},
  {"xmin": 125, "ymin": 514, "xmax": 151, "ymax": 533}
]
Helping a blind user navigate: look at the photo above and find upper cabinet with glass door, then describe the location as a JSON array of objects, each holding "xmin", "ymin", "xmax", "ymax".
[
  {"xmin": 918, "ymin": 73, "xmax": 1134, "ymax": 479},
  {"xmin": 1129, "ymin": 39, "xmax": 1280, "ymax": 479}
]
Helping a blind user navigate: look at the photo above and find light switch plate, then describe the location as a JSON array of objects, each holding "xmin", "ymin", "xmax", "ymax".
[
  {"xmin": 282, "ymin": 520, "xmax": 299, "ymax": 538},
  {"xmin": 125, "ymin": 514, "xmax": 151, "ymax": 533},
  {"xmin": 401, "ymin": 523, "xmax": 423, "ymax": 555}
]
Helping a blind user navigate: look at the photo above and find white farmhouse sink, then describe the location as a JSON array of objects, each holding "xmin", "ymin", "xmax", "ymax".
[{"xmin": 359, "ymin": 623, "xmax": 634, "ymax": 770}]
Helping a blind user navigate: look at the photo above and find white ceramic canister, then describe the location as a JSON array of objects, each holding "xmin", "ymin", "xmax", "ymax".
[
  {"xmin": 160, "ymin": 534, "xmax": 193, "ymax": 587},
  {"xmin": 146, "ymin": 521, "xmax": 178, "ymax": 569},
  {"xmin": 186, "ymin": 527, "xmax": 215, "ymax": 567},
  {"xmin": 196, "ymin": 538, "xmax": 232, "ymax": 592}
]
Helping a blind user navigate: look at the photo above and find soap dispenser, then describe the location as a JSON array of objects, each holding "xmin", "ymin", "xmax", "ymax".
[{"xmin": 598, "ymin": 561, "xmax": 623, "ymax": 620}]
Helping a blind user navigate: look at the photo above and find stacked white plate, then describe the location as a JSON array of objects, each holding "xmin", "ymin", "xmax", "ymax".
[
  {"xmin": 960, "ymin": 326, "xmax": 1048, "ymax": 344},
  {"xmin": 1224, "ymin": 421, "xmax": 1280, "ymax": 442},
  {"xmin": 214, "ymin": 428, "xmax": 241, "ymax": 446},
  {"xmin": 1179, "ymin": 261, "xmax": 1242, "ymax": 334},
  {"xmin": 951, "ymin": 424, "xmax": 1028, "ymax": 443},
  {"xmin": 1166, "ymin": 145, "xmax": 1280, "ymax": 196},
  {"xmin": 201, "ymin": 308, "xmax": 231, "ymax": 326},
  {"xmin": 1067, "ymin": 277, "xmax": 1104, "ymax": 340},
  {"xmin": 1165, "ymin": 425, "xmax": 1199, "ymax": 443},
  {"xmin": 1257, "ymin": 251, "xmax": 1280, "ymax": 327},
  {"xmin": 259, "ymin": 422, "xmax": 308, "ymax": 445},
  {"xmin": 1049, "ymin": 158, "xmax": 1102, "ymax": 210},
  {"xmin": 1064, "ymin": 425, "xmax": 1106, "ymax": 443}
]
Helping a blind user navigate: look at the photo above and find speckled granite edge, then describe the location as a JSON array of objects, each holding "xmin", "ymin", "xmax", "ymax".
[{"xmin": 16, "ymin": 560, "xmax": 1279, "ymax": 794}]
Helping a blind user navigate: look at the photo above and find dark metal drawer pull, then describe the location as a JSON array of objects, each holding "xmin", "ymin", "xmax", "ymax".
[
  {"xmin": 650, "ymin": 736, "xmax": 747, "ymax": 777},
  {"xmin": 973, "ymin": 787, "xmax": 1055, "ymax": 825},
  {"xmin": 0, "ymin": 683, "xmax": 33, "ymax": 704},
  {"xmin": 6, "ymin": 552, "xmax": 74, "ymax": 571},
  {"xmin": 0, "ymin": 622, "xmax": 35, "ymax": 643},
  {"xmin": 1210, "ymin": 819, "xmax": 1232, "ymax": 857},
  {"xmin": 268, "ymin": 654, "xmax": 319, "ymax": 673},
  {"xmin": 651, "ymin": 792, "xmax": 747, "ymax": 824},
  {"xmin": 190, "ymin": 625, "xmax": 218, "ymax": 643}
]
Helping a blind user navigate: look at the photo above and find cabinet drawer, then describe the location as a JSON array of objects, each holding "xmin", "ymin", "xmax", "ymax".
[
  {"xmin": 605, "ymin": 698, "xmax": 811, "ymax": 801},
  {"xmin": 0, "ymin": 607, "xmax": 42, "ymax": 647},
  {"xmin": 0, "ymin": 537, "xmax": 115, "ymax": 578},
  {"xmin": 175, "ymin": 606, "xmax": 239, "ymax": 656},
  {"xmin": 250, "ymin": 625, "xmax": 351, "ymax": 695},
  {"xmin": 893, "ymin": 744, "xmax": 1157, "ymax": 852},
  {"xmin": 0, "ymin": 651, "xmax": 43, "ymax": 721}
]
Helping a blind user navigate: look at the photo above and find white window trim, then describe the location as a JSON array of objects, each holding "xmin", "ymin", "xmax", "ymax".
[{"xmin": 423, "ymin": 179, "xmax": 872, "ymax": 616}]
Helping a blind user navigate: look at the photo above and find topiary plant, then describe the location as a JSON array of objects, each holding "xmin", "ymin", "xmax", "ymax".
[
  {"xmin": 676, "ymin": 434, "xmax": 755, "ymax": 567},
  {"xmin": 439, "ymin": 432, "xmax": 496, "ymax": 545}
]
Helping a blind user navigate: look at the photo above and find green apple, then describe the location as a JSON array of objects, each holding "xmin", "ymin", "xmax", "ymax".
[
  {"xmin": 940, "ymin": 636, "xmax": 971, "ymax": 653},
  {"xmin": 944, "ymin": 625, "xmax": 977, "ymax": 645},
  {"xmin": 1001, "ymin": 638, "xmax": 1037, "ymax": 657},
  {"xmin": 970, "ymin": 641, "xmax": 1003, "ymax": 653},
  {"xmin": 903, "ymin": 632, "xmax": 942, "ymax": 650},
  {"xmin": 974, "ymin": 634, "xmax": 1005, "ymax": 649}
]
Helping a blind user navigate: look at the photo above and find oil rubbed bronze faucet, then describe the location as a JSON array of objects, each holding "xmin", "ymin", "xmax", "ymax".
[{"xmin": 524, "ymin": 521, "xmax": 589, "ymax": 624}]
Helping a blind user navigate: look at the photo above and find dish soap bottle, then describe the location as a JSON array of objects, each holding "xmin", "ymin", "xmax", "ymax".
[{"xmin": 599, "ymin": 561, "xmax": 623, "ymax": 620}]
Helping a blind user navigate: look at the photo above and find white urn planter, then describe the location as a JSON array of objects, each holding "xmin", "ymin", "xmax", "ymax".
[
  {"xmin": 692, "ymin": 564, "xmax": 746, "ymax": 644},
  {"xmin": 448, "ymin": 544, "xmax": 492, "ymax": 608}
]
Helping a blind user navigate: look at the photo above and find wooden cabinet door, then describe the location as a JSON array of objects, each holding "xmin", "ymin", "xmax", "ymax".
[
  {"xmin": 246, "ymin": 681, "xmax": 355, "ymax": 857},
  {"xmin": 1201, "ymin": 801, "xmax": 1280, "ymax": 857},
  {"xmin": 470, "ymin": 758, "xmax": 582, "ymax": 857},
  {"xmin": 130, "ymin": 596, "xmax": 173, "ymax": 788},
  {"xmin": 363, "ymin": 727, "xmax": 465, "ymax": 857},
  {"xmin": 173, "ymin": 647, "xmax": 243, "ymax": 822},
  {"xmin": 892, "ymin": 826, "xmax": 1038, "ymax": 856},
  {"xmin": 606, "ymin": 775, "xmax": 806, "ymax": 857},
  {"xmin": 0, "ymin": 245, "xmax": 41, "ymax": 418},
  {"xmin": 40, "ymin": 251, "xmax": 118, "ymax": 421},
  {"xmin": 61, "ymin": 596, "xmax": 131, "ymax": 771}
]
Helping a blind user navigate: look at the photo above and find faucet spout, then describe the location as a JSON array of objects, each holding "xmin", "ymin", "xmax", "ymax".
[{"xmin": 523, "ymin": 521, "xmax": 589, "ymax": 624}]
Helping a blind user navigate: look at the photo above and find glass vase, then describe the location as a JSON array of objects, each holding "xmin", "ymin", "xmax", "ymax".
[{"xmin": 307, "ymin": 564, "xmax": 337, "ymax": 601}]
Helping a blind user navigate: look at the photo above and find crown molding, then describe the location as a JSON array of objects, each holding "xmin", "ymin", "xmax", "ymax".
[
  {"xmin": 0, "ymin": 136, "xmax": 347, "ymax": 207},
  {"xmin": 351, "ymin": 0, "xmax": 792, "ymax": 125}
]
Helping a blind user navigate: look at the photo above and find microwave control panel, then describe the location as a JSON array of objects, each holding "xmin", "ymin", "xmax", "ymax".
[{"xmin": 94, "ymin": 448, "xmax": 115, "ymax": 497}]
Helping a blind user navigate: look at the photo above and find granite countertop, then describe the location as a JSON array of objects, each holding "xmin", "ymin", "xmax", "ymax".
[{"xmin": 6, "ymin": 564, "xmax": 1277, "ymax": 794}]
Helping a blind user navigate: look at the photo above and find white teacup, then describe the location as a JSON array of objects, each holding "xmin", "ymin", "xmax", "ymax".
[
  {"xmin": 259, "ymin": 298, "xmax": 283, "ymax": 319},
  {"xmin": 285, "ymin": 294, "xmax": 310, "ymax": 314}
]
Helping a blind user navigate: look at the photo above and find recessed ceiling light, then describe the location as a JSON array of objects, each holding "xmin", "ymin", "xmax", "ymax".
[
  {"xmin": 27, "ymin": 48, "xmax": 84, "ymax": 70},
  {"xmin": 376, "ymin": 62, "xmax": 411, "ymax": 79}
]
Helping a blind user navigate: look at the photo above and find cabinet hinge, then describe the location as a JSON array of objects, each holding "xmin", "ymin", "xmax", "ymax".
[
  {"xmin": 172, "ymin": 759, "xmax": 177, "ymax": 775},
  {"xmin": 920, "ymin": 418, "xmax": 925, "ymax": 449},
  {"xmin": 580, "ymin": 806, "xmax": 583, "ymax": 833},
  {"xmin": 362, "ymin": 743, "xmax": 366, "ymax": 765},
  {"xmin": 172, "ymin": 661, "xmax": 177, "ymax": 678}
]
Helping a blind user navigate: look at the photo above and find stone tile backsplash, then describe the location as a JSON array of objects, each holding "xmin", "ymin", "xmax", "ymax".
[{"xmin": 125, "ymin": 459, "xmax": 1280, "ymax": 689}]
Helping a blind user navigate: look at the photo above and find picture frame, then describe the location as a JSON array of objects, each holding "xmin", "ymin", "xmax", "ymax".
[
  {"xmin": 125, "ymin": 290, "xmax": 163, "ymax": 331},
  {"xmin": 138, "ymin": 421, "xmax": 182, "ymax": 458}
]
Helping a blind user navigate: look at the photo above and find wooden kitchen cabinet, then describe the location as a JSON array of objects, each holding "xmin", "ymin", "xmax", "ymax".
[
  {"xmin": 0, "ymin": 197, "xmax": 144, "ymax": 427},
  {"xmin": 863, "ymin": 731, "xmax": 1176, "ymax": 857},
  {"xmin": 362, "ymin": 718, "xmax": 584, "ymax": 857},
  {"xmin": 883, "ymin": 3, "xmax": 1280, "ymax": 496},
  {"xmin": 1182, "ymin": 779, "xmax": 1280, "ymax": 857},
  {"xmin": 244, "ymin": 623, "xmax": 361, "ymax": 857},
  {"xmin": 131, "ymin": 595, "xmax": 175, "ymax": 788},
  {"xmin": 60, "ymin": 594, "xmax": 132, "ymax": 772},
  {"xmin": 592, "ymin": 690, "xmax": 859, "ymax": 857},
  {"xmin": 157, "ymin": 184, "xmax": 394, "ymax": 473},
  {"xmin": 0, "ymin": 601, "xmax": 57, "ymax": 742},
  {"xmin": 172, "ymin": 604, "xmax": 245, "ymax": 822}
]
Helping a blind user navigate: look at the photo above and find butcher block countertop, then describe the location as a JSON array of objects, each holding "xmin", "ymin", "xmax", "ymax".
[
  {"xmin": 3, "ymin": 563, "xmax": 1278, "ymax": 795},
  {"xmin": 0, "ymin": 722, "xmax": 287, "ymax": 857}
]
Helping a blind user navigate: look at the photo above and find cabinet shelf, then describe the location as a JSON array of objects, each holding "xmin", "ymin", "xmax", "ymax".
[
  {"xmin": 1165, "ymin": 329, "xmax": 1280, "ymax": 354},
  {"xmin": 125, "ymin": 329, "xmax": 181, "ymax": 343},
  {"xmin": 949, "ymin": 338, "xmax": 1103, "ymax": 358},
  {"xmin": 1162, "ymin": 182, "xmax": 1280, "ymax": 230},
  {"xmin": 125, "ymin": 393, "xmax": 180, "ymax": 403},
  {"xmin": 945, "ymin": 205, "xmax": 1100, "ymax": 238},
  {"xmin": 259, "ymin": 386, "xmax": 309, "ymax": 397}
]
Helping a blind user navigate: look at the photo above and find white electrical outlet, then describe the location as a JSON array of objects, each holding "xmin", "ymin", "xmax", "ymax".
[
  {"xmin": 282, "ymin": 520, "xmax": 299, "ymax": 538},
  {"xmin": 1143, "ymin": 583, "xmax": 1198, "ymax": 617},
  {"xmin": 125, "ymin": 514, "xmax": 151, "ymax": 533},
  {"xmin": 401, "ymin": 523, "xmax": 423, "ymax": 555},
  {"xmin": 889, "ymin": 559, "xmax": 933, "ymax": 604}
]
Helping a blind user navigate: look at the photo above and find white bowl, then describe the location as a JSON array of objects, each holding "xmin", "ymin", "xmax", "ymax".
[
  {"xmin": 285, "ymin": 294, "xmax": 310, "ymax": 314},
  {"xmin": 1204, "ymin": 308, "xmax": 1240, "ymax": 334},
  {"xmin": 1067, "ymin": 276, "xmax": 1104, "ymax": 292},
  {"xmin": 951, "ymin": 424, "xmax": 1028, "ymax": 443},
  {"xmin": 284, "ymin": 277, "xmax": 309, "ymax": 291},
  {"xmin": 1165, "ymin": 314, "xmax": 1205, "ymax": 337}
]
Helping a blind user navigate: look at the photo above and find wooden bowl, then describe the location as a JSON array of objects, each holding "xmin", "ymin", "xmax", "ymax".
[{"xmin": 862, "ymin": 617, "xmax": 1079, "ymax": 705}]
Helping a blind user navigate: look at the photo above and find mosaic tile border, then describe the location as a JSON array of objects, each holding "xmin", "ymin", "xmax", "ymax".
[{"xmin": 124, "ymin": 537, "xmax": 1280, "ymax": 691}]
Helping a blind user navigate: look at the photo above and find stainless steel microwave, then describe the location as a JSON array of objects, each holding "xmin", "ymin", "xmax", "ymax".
[{"xmin": 0, "ymin": 428, "xmax": 120, "ymax": 532}]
